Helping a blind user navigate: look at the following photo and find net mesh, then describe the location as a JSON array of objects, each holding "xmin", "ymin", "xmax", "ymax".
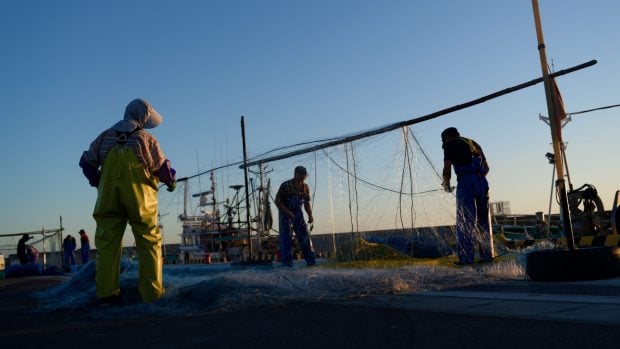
[
  {"xmin": 163, "ymin": 126, "xmax": 463, "ymax": 265},
  {"xmin": 30, "ymin": 126, "xmax": 532, "ymax": 315},
  {"xmin": 260, "ymin": 128, "xmax": 457, "ymax": 261}
]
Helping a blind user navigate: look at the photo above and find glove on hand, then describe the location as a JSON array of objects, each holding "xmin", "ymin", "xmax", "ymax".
[
  {"xmin": 79, "ymin": 155, "xmax": 100, "ymax": 188},
  {"xmin": 167, "ymin": 180, "xmax": 177, "ymax": 192},
  {"xmin": 441, "ymin": 180, "xmax": 453, "ymax": 193}
]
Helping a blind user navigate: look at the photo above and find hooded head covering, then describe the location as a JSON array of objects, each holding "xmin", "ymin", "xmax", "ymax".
[{"xmin": 112, "ymin": 98, "xmax": 163, "ymax": 132}]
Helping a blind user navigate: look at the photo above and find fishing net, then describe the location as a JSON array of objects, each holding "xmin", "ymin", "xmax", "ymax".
[
  {"xmin": 162, "ymin": 125, "xmax": 475, "ymax": 267},
  {"xmin": 35, "ymin": 257, "xmax": 525, "ymax": 316},
  {"xmin": 31, "ymin": 126, "xmax": 530, "ymax": 316},
  {"xmin": 254, "ymin": 127, "xmax": 457, "ymax": 262}
]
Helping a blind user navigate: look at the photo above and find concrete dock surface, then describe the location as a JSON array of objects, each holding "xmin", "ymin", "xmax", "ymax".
[{"xmin": 1, "ymin": 275, "xmax": 620, "ymax": 348}]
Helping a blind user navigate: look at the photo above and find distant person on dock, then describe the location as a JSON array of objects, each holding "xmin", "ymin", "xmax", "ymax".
[
  {"xmin": 63, "ymin": 234, "xmax": 77, "ymax": 270},
  {"xmin": 79, "ymin": 98, "xmax": 177, "ymax": 303},
  {"xmin": 275, "ymin": 165, "xmax": 316, "ymax": 267},
  {"xmin": 78, "ymin": 229, "xmax": 90, "ymax": 264},
  {"xmin": 441, "ymin": 127, "xmax": 494, "ymax": 265},
  {"xmin": 16, "ymin": 234, "xmax": 32, "ymax": 265},
  {"xmin": 26, "ymin": 246, "xmax": 38, "ymax": 264}
]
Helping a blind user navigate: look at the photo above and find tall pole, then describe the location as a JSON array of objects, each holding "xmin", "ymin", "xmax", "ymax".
[
  {"xmin": 258, "ymin": 163, "xmax": 265, "ymax": 238},
  {"xmin": 183, "ymin": 180, "xmax": 188, "ymax": 217},
  {"xmin": 41, "ymin": 228, "xmax": 46, "ymax": 268},
  {"xmin": 531, "ymin": 0, "xmax": 575, "ymax": 249},
  {"xmin": 59, "ymin": 216, "xmax": 63, "ymax": 268},
  {"xmin": 241, "ymin": 116, "xmax": 253, "ymax": 257}
]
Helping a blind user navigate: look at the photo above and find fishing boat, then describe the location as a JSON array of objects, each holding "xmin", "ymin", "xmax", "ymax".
[
  {"xmin": 177, "ymin": 170, "xmax": 275, "ymax": 264},
  {"xmin": 177, "ymin": 172, "xmax": 249, "ymax": 263},
  {"xmin": 491, "ymin": 185, "xmax": 620, "ymax": 250}
]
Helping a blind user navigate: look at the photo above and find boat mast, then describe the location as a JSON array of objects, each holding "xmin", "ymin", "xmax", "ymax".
[
  {"xmin": 183, "ymin": 180, "xmax": 188, "ymax": 218},
  {"xmin": 531, "ymin": 0, "xmax": 575, "ymax": 249},
  {"xmin": 257, "ymin": 162, "xmax": 265, "ymax": 241},
  {"xmin": 210, "ymin": 171, "xmax": 220, "ymax": 232},
  {"xmin": 241, "ymin": 116, "xmax": 253, "ymax": 258}
]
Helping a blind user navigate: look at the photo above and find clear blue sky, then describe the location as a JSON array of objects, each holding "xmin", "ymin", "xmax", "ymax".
[{"xmin": 1, "ymin": 1, "xmax": 618, "ymax": 246}]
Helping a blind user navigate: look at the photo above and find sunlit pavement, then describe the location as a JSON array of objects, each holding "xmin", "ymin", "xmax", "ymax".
[{"xmin": 355, "ymin": 278, "xmax": 620, "ymax": 326}]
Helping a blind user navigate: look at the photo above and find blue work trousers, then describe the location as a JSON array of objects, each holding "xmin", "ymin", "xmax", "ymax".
[
  {"xmin": 454, "ymin": 167, "xmax": 494, "ymax": 264},
  {"xmin": 81, "ymin": 245, "xmax": 90, "ymax": 264},
  {"xmin": 278, "ymin": 199, "xmax": 316, "ymax": 266},
  {"xmin": 63, "ymin": 250, "xmax": 76, "ymax": 267}
]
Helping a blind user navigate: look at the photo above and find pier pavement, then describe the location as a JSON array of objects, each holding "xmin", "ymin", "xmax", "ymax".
[{"xmin": 1, "ymin": 275, "xmax": 620, "ymax": 348}]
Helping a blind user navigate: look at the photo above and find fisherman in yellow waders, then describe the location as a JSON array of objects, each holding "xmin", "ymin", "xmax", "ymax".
[{"xmin": 79, "ymin": 98, "xmax": 176, "ymax": 303}]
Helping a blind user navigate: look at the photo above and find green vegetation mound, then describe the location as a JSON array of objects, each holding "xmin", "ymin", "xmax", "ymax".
[{"xmin": 334, "ymin": 238, "xmax": 412, "ymax": 264}]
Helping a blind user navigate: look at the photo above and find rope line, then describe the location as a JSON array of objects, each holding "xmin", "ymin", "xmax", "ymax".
[
  {"xmin": 404, "ymin": 128, "xmax": 417, "ymax": 229},
  {"xmin": 242, "ymin": 60, "xmax": 596, "ymax": 168},
  {"xmin": 351, "ymin": 142, "xmax": 360, "ymax": 234},
  {"xmin": 323, "ymin": 147, "xmax": 444, "ymax": 197},
  {"xmin": 397, "ymin": 131, "xmax": 408, "ymax": 229},
  {"xmin": 568, "ymin": 103, "xmax": 620, "ymax": 116},
  {"xmin": 344, "ymin": 144, "xmax": 355, "ymax": 235},
  {"xmin": 409, "ymin": 130, "xmax": 444, "ymax": 182}
]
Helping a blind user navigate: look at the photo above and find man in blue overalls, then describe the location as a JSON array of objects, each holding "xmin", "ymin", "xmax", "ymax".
[
  {"xmin": 441, "ymin": 127, "xmax": 494, "ymax": 265},
  {"xmin": 275, "ymin": 166, "xmax": 316, "ymax": 267}
]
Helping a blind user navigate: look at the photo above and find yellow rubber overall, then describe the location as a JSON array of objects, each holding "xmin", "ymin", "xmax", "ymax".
[{"xmin": 93, "ymin": 146, "xmax": 164, "ymax": 303}]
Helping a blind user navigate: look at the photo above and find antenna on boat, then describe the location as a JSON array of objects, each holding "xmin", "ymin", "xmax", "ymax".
[
  {"xmin": 196, "ymin": 150, "xmax": 203, "ymax": 199},
  {"xmin": 258, "ymin": 162, "xmax": 267, "ymax": 237},
  {"xmin": 210, "ymin": 171, "xmax": 219, "ymax": 230},
  {"xmin": 183, "ymin": 180, "xmax": 188, "ymax": 218}
]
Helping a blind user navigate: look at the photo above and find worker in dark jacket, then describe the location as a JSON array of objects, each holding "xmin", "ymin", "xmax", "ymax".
[
  {"xmin": 17, "ymin": 234, "xmax": 31, "ymax": 265},
  {"xmin": 63, "ymin": 235, "xmax": 77, "ymax": 269},
  {"xmin": 441, "ymin": 127, "xmax": 494, "ymax": 265}
]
